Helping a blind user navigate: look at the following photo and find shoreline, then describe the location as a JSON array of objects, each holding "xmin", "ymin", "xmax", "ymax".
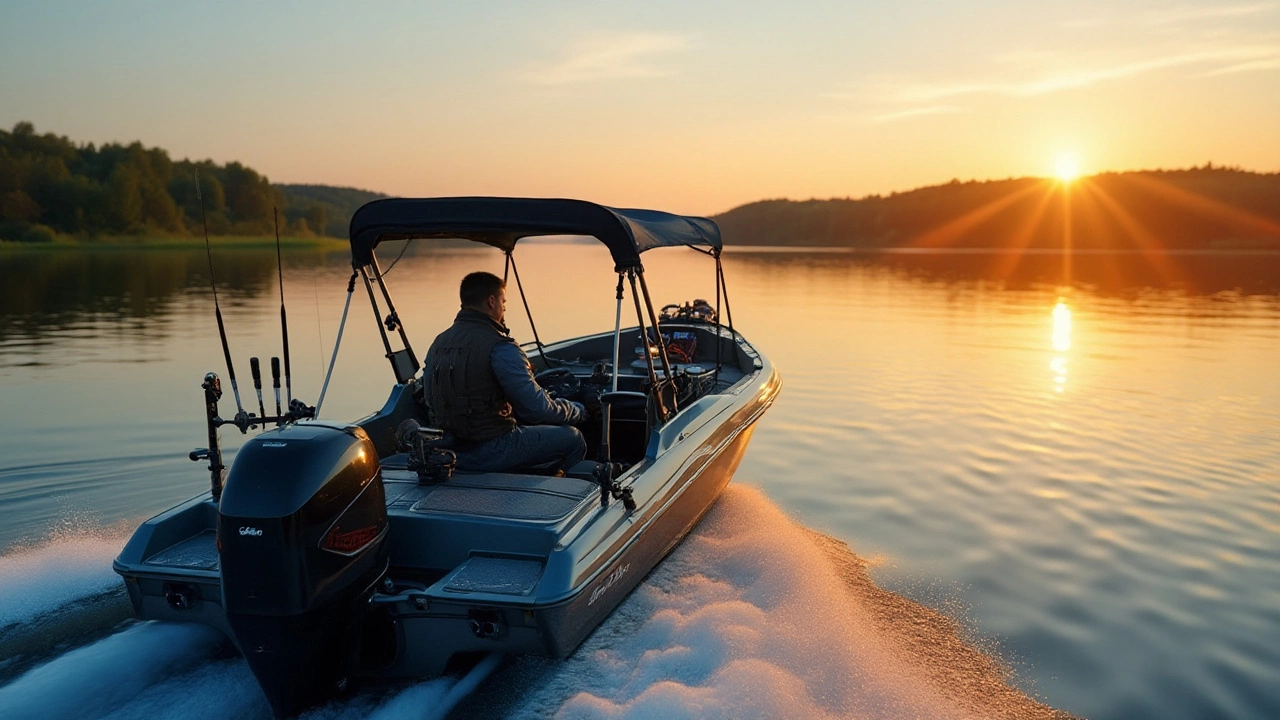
[{"xmin": 0, "ymin": 235, "xmax": 348, "ymax": 252}]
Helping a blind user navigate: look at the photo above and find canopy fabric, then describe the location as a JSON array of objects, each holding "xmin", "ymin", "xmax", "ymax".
[{"xmin": 348, "ymin": 197, "xmax": 721, "ymax": 270}]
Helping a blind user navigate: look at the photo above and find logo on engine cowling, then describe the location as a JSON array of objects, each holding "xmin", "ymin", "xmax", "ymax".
[{"xmin": 239, "ymin": 526, "xmax": 263, "ymax": 537}]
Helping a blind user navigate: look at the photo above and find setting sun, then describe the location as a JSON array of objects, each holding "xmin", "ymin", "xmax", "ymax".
[{"xmin": 1054, "ymin": 153, "xmax": 1081, "ymax": 183}]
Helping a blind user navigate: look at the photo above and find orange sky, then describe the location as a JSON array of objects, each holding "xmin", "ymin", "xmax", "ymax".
[{"xmin": 2, "ymin": 1, "xmax": 1278, "ymax": 215}]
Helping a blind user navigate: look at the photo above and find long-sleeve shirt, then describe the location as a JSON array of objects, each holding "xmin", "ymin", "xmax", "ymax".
[{"xmin": 490, "ymin": 340, "xmax": 586, "ymax": 426}]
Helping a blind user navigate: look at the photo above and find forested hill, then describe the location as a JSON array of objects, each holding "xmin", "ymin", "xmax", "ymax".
[
  {"xmin": 712, "ymin": 168, "xmax": 1280, "ymax": 250},
  {"xmin": 276, "ymin": 184, "xmax": 387, "ymax": 238},
  {"xmin": 0, "ymin": 121, "xmax": 384, "ymax": 242}
]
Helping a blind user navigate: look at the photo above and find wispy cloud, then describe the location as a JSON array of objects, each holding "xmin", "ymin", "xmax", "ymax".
[
  {"xmin": 1197, "ymin": 57, "xmax": 1280, "ymax": 75},
  {"xmin": 825, "ymin": 40, "xmax": 1280, "ymax": 123},
  {"xmin": 1062, "ymin": 3, "xmax": 1276, "ymax": 30},
  {"xmin": 523, "ymin": 32, "xmax": 693, "ymax": 86},
  {"xmin": 887, "ymin": 45, "xmax": 1280, "ymax": 104},
  {"xmin": 1145, "ymin": 2, "xmax": 1278, "ymax": 26}
]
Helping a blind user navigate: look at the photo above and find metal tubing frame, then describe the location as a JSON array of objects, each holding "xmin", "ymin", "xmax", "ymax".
[
  {"xmin": 601, "ymin": 273, "xmax": 625, "ymax": 462},
  {"xmin": 714, "ymin": 252, "xmax": 722, "ymax": 385},
  {"xmin": 369, "ymin": 253, "xmax": 417, "ymax": 360},
  {"xmin": 716, "ymin": 254, "xmax": 735, "ymax": 333},
  {"xmin": 636, "ymin": 268, "xmax": 677, "ymax": 418},
  {"xmin": 359, "ymin": 267, "xmax": 396, "ymax": 361},
  {"xmin": 610, "ymin": 273, "xmax": 624, "ymax": 393},
  {"xmin": 315, "ymin": 272, "xmax": 358, "ymax": 418},
  {"xmin": 627, "ymin": 269, "xmax": 668, "ymax": 421},
  {"xmin": 636, "ymin": 267, "xmax": 675, "ymax": 382}
]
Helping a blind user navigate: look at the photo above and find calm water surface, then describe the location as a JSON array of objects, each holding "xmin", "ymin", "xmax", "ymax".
[{"xmin": 1, "ymin": 244, "xmax": 1278, "ymax": 719}]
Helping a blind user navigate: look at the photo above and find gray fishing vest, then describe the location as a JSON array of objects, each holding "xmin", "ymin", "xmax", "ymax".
[{"xmin": 423, "ymin": 310, "xmax": 517, "ymax": 443}]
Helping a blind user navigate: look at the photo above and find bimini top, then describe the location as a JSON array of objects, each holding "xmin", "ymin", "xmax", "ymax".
[{"xmin": 348, "ymin": 197, "xmax": 721, "ymax": 271}]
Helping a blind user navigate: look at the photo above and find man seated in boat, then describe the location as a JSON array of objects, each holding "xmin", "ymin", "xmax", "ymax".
[{"xmin": 421, "ymin": 271, "xmax": 588, "ymax": 475}]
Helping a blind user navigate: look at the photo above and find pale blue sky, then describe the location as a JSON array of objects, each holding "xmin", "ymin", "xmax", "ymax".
[{"xmin": 3, "ymin": 0, "xmax": 1278, "ymax": 213}]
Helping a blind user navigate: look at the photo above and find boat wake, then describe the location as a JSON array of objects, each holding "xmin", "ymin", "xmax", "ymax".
[
  {"xmin": 461, "ymin": 484, "xmax": 1074, "ymax": 720},
  {"xmin": 0, "ymin": 529, "xmax": 130, "ymax": 630},
  {"xmin": 0, "ymin": 485, "xmax": 1075, "ymax": 720},
  {"xmin": 0, "ymin": 527, "xmax": 136, "ymax": 683}
]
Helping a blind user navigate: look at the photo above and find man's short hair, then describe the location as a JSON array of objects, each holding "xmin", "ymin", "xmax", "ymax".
[{"xmin": 459, "ymin": 271, "xmax": 505, "ymax": 308}]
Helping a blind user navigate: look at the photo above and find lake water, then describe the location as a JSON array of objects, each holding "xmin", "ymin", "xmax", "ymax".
[{"xmin": 1, "ymin": 243, "xmax": 1278, "ymax": 720}]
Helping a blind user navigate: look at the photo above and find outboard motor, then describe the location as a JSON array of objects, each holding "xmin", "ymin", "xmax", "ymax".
[{"xmin": 218, "ymin": 422, "xmax": 388, "ymax": 718}]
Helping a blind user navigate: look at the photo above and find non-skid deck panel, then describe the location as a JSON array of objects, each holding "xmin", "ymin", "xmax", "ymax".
[
  {"xmin": 144, "ymin": 530, "xmax": 219, "ymax": 571},
  {"xmin": 438, "ymin": 472, "xmax": 597, "ymax": 497},
  {"xmin": 411, "ymin": 485, "xmax": 583, "ymax": 521},
  {"xmin": 383, "ymin": 471, "xmax": 596, "ymax": 523},
  {"xmin": 443, "ymin": 556, "xmax": 544, "ymax": 595}
]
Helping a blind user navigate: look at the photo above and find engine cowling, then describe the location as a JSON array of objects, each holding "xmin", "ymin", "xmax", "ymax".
[{"xmin": 218, "ymin": 422, "xmax": 388, "ymax": 717}]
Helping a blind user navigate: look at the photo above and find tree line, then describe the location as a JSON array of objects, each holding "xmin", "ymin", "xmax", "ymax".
[
  {"xmin": 0, "ymin": 121, "xmax": 382, "ymax": 243},
  {"xmin": 712, "ymin": 167, "xmax": 1280, "ymax": 251}
]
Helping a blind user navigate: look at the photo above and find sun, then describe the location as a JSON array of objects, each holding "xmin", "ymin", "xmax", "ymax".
[{"xmin": 1054, "ymin": 152, "xmax": 1081, "ymax": 183}]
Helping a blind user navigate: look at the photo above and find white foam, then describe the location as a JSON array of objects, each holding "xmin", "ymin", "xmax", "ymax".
[
  {"xmin": 365, "ymin": 653, "xmax": 502, "ymax": 720},
  {"xmin": 506, "ymin": 484, "xmax": 978, "ymax": 720},
  {"xmin": 0, "ymin": 621, "xmax": 224, "ymax": 720},
  {"xmin": 0, "ymin": 533, "xmax": 128, "ymax": 628},
  {"xmin": 0, "ymin": 487, "xmax": 1055, "ymax": 719},
  {"xmin": 74, "ymin": 646, "xmax": 498, "ymax": 720}
]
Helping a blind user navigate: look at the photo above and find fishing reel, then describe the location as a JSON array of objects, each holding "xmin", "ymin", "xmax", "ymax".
[
  {"xmin": 594, "ymin": 462, "xmax": 635, "ymax": 512},
  {"xmin": 395, "ymin": 419, "xmax": 456, "ymax": 485}
]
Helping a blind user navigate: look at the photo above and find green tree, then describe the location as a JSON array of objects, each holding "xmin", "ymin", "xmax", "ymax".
[
  {"xmin": 107, "ymin": 164, "xmax": 143, "ymax": 232},
  {"xmin": 305, "ymin": 204, "xmax": 327, "ymax": 236},
  {"xmin": 0, "ymin": 189, "xmax": 41, "ymax": 221}
]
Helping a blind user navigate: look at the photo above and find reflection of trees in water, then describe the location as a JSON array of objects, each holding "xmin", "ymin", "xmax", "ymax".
[
  {"xmin": 727, "ymin": 249, "xmax": 1280, "ymax": 299},
  {"xmin": 5, "ymin": 246, "xmax": 1278, "ymax": 346},
  {"xmin": 0, "ymin": 249, "xmax": 344, "ymax": 342}
]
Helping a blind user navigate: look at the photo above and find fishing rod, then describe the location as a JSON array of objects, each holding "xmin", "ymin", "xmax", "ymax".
[
  {"xmin": 196, "ymin": 172, "xmax": 247, "ymax": 423},
  {"xmin": 274, "ymin": 206, "xmax": 294, "ymax": 408}
]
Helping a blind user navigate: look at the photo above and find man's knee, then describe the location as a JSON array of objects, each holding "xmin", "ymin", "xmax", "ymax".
[
  {"xmin": 556, "ymin": 426, "xmax": 587, "ymax": 467},
  {"xmin": 563, "ymin": 425, "xmax": 585, "ymax": 448}
]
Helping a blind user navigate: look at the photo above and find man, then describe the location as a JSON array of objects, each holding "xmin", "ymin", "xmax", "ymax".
[{"xmin": 422, "ymin": 271, "xmax": 588, "ymax": 474}]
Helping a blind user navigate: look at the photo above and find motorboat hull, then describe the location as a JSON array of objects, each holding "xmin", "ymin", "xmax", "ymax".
[
  {"xmin": 114, "ymin": 324, "xmax": 780, "ymax": 714},
  {"xmin": 370, "ymin": 422, "xmax": 759, "ymax": 679}
]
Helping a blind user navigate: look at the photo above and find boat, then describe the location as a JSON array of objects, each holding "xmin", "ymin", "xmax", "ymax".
[{"xmin": 112, "ymin": 197, "xmax": 781, "ymax": 717}]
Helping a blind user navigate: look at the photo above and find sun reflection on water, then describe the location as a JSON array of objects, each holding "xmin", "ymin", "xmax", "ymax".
[
  {"xmin": 1051, "ymin": 301, "xmax": 1072, "ymax": 392},
  {"xmin": 1052, "ymin": 301, "xmax": 1072, "ymax": 352}
]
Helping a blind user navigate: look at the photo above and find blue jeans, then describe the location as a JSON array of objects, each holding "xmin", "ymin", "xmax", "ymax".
[{"xmin": 453, "ymin": 425, "xmax": 587, "ymax": 474}]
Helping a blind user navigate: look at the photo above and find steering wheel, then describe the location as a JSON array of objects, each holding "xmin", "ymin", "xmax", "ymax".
[{"xmin": 534, "ymin": 367, "xmax": 580, "ymax": 399}]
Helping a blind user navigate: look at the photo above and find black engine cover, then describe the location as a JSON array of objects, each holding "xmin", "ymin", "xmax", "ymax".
[{"xmin": 218, "ymin": 422, "xmax": 389, "ymax": 717}]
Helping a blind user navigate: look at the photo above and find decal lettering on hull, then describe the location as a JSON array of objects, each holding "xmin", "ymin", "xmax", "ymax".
[{"xmin": 588, "ymin": 563, "xmax": 630, "ymax": 606}]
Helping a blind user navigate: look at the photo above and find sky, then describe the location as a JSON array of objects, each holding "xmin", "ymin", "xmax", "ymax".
[{"xmin": 2, "ymin": 0, "xmax": 1278, "ymax": 215}]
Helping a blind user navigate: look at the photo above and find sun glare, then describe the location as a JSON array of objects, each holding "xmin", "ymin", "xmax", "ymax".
[
  {"xmin": 1052, "ymin": 300, "xmax": 1072, "ymax": 352},
  {"xmin": 1054, "ymin": 152, "xmax": 1081, "ymax": 183}
]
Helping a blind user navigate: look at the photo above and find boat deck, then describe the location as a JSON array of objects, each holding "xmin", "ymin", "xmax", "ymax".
[
  {"xmin": 382, "ymin": 465, "xmax": 598, "ymax": 522},
  {"xmin": 144, "ymin": 530, "xmax": 220, "ymax": 571}
]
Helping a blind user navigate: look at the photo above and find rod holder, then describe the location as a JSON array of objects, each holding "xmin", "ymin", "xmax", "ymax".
[
  {"xmin": 250, "ymin": 357, "xmax": 266, "ymax": 420},
  {"xmin": 270, "ymin": 356, "xmax": 282, "ymax": 418},
  {"xmin": 201, "ymin": 372, "xmax": 226, "ymax": 502}
]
